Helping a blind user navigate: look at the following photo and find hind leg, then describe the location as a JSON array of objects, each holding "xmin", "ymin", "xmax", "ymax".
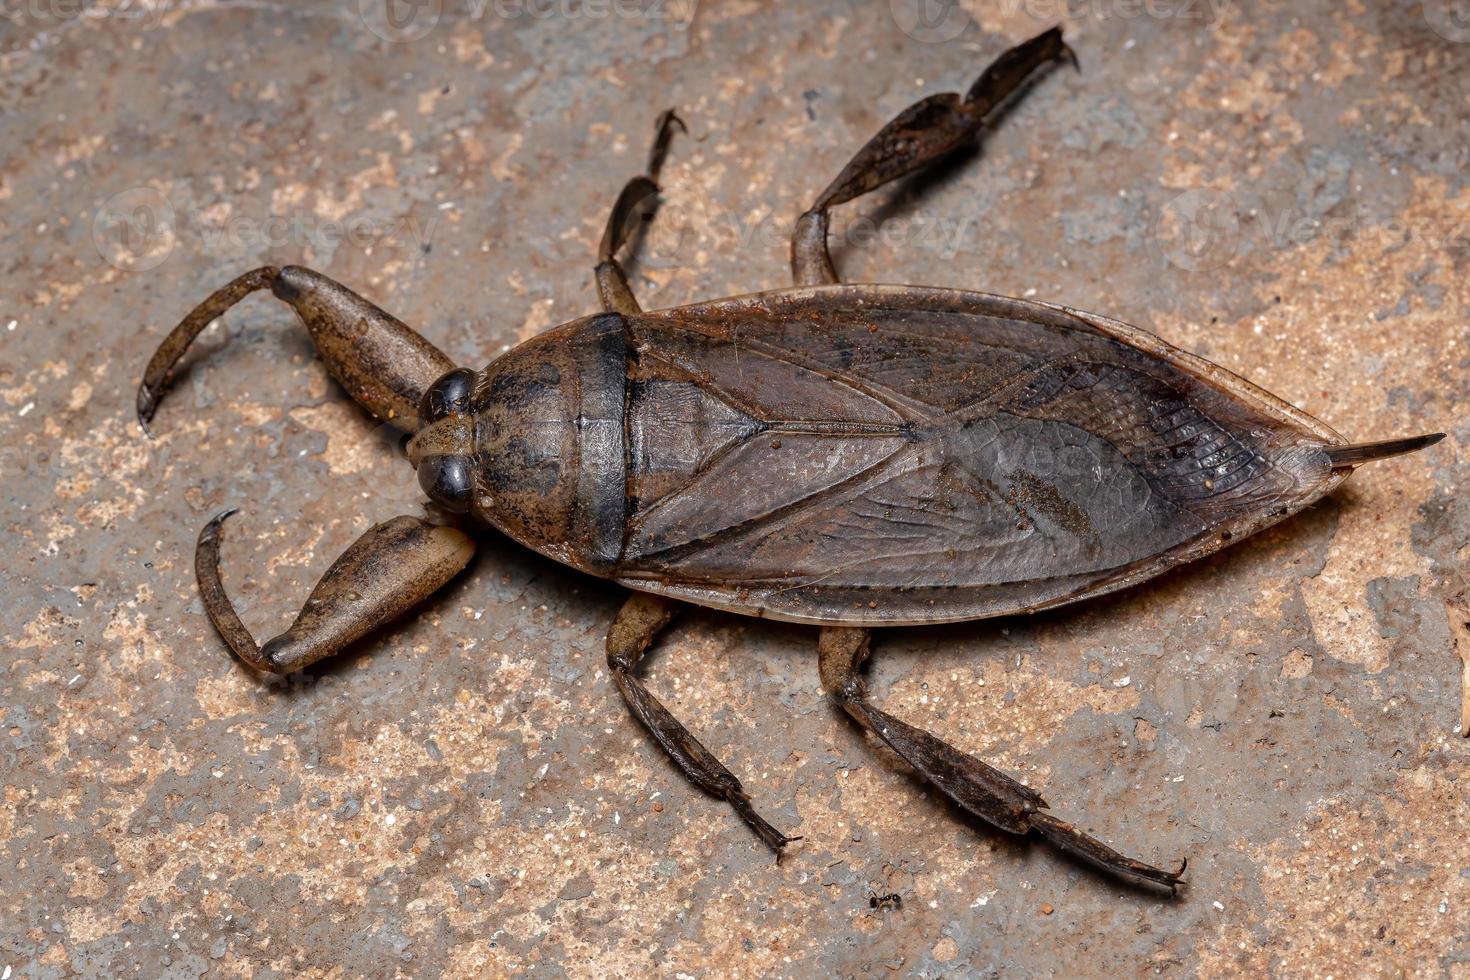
[
  {"xmin": 819, "ymin": 626, "xmax": 1185, "ymax": 893},
  {"xmin": 791, "ymin": 27, "xmax": 1074, "ymax": 285},
  {"xmin": 594, "ymin": 110, "xmax": 686, "ymax": 314}
]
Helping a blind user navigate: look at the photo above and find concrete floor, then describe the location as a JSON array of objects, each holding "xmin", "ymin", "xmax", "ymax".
[{"xmin": 3, "ymin": 0, "xmax": 1468, "ymax": 975}]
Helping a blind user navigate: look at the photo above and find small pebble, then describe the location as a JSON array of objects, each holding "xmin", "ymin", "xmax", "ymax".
[
  {"xmin": 652, "ymin": 801, "xmax": 664, "ymax": 813},
  {"xmin": 1039, "ymin": 903, "xmax": 1054, "ymax": 915}
]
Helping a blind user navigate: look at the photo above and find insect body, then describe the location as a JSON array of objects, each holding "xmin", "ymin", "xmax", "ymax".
[
  {"xmin": 453, "ymin": 288, "xmax": 1378, "ymax": 627},
  {"xmin": 138, "ymin": 29, "xmax": 1442, "ymax": 895}
]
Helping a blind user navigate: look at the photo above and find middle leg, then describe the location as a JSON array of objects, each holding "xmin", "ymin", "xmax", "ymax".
[
  {"xmin": 606, "ymin": 591, "xmax": 799, "ymax": 855},
  {"xmin": 594, "ymin": 110, "xmax": 686, "ymax": 314},
  {"xmin": 819, "ymin": 626, "xmax": 1186, "ymax": 893}
]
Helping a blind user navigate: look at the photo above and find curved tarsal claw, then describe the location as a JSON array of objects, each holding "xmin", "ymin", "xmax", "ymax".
[
  {"xmin": 772, "ymin": 835, "xmax": 803, "ymax": 867},
  {"xmin": 731, "ymin": 795, "xmax": 802, "ymax": 859},
  {"xmin": 136, "ymin": 383, "xmax": 157, "ymax": 436},
  {"xmin": 646, "ymin": 108, "xmax": 686, "ymax": 178},
  {"xmin": 194, "ymin": 508, "xmax": 273, "ymax": 674},
  {"xmin": 1059, "ymin": 38, "xmax": 1080, "ymax": 73},
  {"xmin": 137, "ymin": 266, "xmax": 280, "ymax": 432}
]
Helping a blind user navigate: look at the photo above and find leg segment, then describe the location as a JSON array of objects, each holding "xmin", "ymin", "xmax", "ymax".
[
  {"xmin": 138, "ymin": 265, "xmax": 456, "ymax": 432},
  {"xmin": 791, "ymin": 27, "xmax": 1075, "ymax": 285},
  {"xmin": 595, "ymin": 110, "xmax": 686, "ymax": 314},
  {"xmin": 197, "ymin": 510, "xmax": 475, "ymax": 674},
  {"xmin": 818, "ymin": 627, "xmax": 1185, "ymax": 893},
  {"xmin": 606, "ymin": 592, "xmax": 799, "ymax": 855}
]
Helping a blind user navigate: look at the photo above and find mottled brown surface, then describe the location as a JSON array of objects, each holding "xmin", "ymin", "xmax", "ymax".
[{"xmin": 2, "ymin": 1, "xmax": 1467, "ymax": 976}]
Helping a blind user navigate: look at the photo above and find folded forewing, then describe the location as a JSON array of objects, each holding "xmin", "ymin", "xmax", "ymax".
[{"xmin": 617, "ymin": 286, "xmax": 1344, "ymax": 624}]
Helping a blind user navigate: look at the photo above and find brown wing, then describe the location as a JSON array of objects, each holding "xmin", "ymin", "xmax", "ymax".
[{"xmin": 614, "ymin": 284, "xmax": 1347, "ymax": 625}]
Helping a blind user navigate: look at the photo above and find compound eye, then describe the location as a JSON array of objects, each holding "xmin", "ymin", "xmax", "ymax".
[
  {"xmin": 417, "ymin": 455, "xmax": 473, "ymax": 513},
  {"xmin": 420, "ymin": 368, "xmax": 476, "ymax": 422}
]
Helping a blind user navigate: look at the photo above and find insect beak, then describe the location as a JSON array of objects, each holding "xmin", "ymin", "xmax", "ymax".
[{"xmin": 405, "ymin": 415, "xmax": 473, "ymax": 467}]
